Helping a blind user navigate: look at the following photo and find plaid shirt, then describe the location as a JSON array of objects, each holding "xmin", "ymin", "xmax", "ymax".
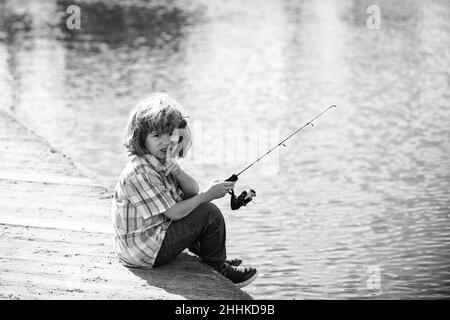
[{"xmin": 112, "ymin": 154, "xmax": 184, "ymax": 268}]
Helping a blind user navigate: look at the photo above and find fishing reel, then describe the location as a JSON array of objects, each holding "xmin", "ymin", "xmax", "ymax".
[{"xmin": 225, "ymin": 174, "xmax": 256, "ymax": 210}]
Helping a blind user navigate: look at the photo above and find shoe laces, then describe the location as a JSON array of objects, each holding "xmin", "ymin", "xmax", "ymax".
[{"xmin": 220, "ymin": 263, "xmax": 252, "ymax": 276}]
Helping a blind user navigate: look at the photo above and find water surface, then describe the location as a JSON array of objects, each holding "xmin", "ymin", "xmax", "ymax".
[{"xmin": 0, "ymin": 0, "xmax": 449, "ymax": 299}]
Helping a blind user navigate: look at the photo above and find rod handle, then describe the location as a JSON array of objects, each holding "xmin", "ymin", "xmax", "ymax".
[{"xmin": 225, "ymin": 174, "xmax": 238, "ymax": 182}]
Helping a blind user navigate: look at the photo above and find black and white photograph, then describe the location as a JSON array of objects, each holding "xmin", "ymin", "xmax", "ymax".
[{"xmin": 0, "ymin": 0, "xmax": 449, "ymax": 307}]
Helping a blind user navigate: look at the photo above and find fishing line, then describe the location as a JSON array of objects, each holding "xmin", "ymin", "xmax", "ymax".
[{"xmin": 226, "ymin": 104, "xmax": 336, "ymax": 210}]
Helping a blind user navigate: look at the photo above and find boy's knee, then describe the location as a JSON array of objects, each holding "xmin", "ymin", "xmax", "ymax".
[{"xmin": 198, "ymin": 202, "xmax": 224, "ymax": 224}]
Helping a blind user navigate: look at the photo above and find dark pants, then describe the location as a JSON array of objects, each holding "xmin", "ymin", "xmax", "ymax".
[{"xmin": 154, "ymin": 202, "xmax": 227, "ymax": 270}]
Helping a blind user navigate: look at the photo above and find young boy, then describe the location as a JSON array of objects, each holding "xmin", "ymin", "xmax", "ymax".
[{"xmin": 112, "ymin": 93, "xmax": 258, "ymax": 288}]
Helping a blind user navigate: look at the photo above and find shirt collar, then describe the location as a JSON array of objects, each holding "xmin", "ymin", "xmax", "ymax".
[{"xmin": 143, "ymin": 153, "xmax": 166, "ymax": 173}]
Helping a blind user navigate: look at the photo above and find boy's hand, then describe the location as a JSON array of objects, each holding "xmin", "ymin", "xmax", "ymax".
[
  {"xmin": 165, "ymin": 145, "xmax": 181, "ymax": 176},
  {"xmin": 204, "ymin": 179, "xmax": 236, "ymax": 201}
]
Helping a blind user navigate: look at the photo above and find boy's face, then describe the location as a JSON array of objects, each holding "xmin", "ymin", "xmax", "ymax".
[{"xmin": 145, "ymin": 131, "xmax": 172, "ymax": 162}]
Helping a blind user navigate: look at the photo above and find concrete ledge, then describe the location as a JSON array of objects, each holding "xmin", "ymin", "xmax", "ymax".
[{"xmin": 0, "ymin": 108, "xmax": 252, "ymax": 300}]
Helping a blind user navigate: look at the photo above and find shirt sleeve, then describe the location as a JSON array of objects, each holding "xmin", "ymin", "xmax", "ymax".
[{"xmin": 124, "ymin": 173, "xmax": 176, "ymax": 219}]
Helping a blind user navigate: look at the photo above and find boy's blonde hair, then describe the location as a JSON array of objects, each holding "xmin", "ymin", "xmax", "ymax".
[{"xmin": 123, "ymin": 92, "xmax": 190, "ymax": 156}]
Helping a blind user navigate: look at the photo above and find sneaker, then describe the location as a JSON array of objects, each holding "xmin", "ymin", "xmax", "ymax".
[
  {"xmin": 226, "ymin": 258, "xmax": 243, "ymax": 267},
  {"xmin": 219, "ymin": 263, "xmax": 258, "ymax": 288}
]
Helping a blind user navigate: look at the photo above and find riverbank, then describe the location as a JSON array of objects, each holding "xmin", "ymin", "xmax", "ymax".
[{"xmin": 0, "ymin": 108, "xmax": 252, "ymax": 300}]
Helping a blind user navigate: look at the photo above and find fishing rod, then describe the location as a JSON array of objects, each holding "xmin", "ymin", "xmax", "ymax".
[{"xmin": 225, "ymin": 104, "xmax": 336, "ymax": 210}]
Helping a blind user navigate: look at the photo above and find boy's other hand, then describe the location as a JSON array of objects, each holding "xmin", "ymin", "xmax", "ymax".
[
  {"xmin": 204, "ymin": 179, "xmax": 236, "ymax": 201},
  {"xmin": 165, "ymin": 145, "xmax": 181, "ymax": 176}
]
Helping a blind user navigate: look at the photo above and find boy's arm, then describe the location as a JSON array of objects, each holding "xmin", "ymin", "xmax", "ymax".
[
  {"xmin": 174, "ymin": 168, "xmax": 199, "ymax": 199},
  {"xmin": 162, "ymin": 192, "xmax": 209, "ymax": 221},
  {"xmin": 165, "ymin": 146, "xmax": 199, "ymax": 199},
  {"xmin": 162, "ymin": 180, "xmax": 235, "ymax": 221}
]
